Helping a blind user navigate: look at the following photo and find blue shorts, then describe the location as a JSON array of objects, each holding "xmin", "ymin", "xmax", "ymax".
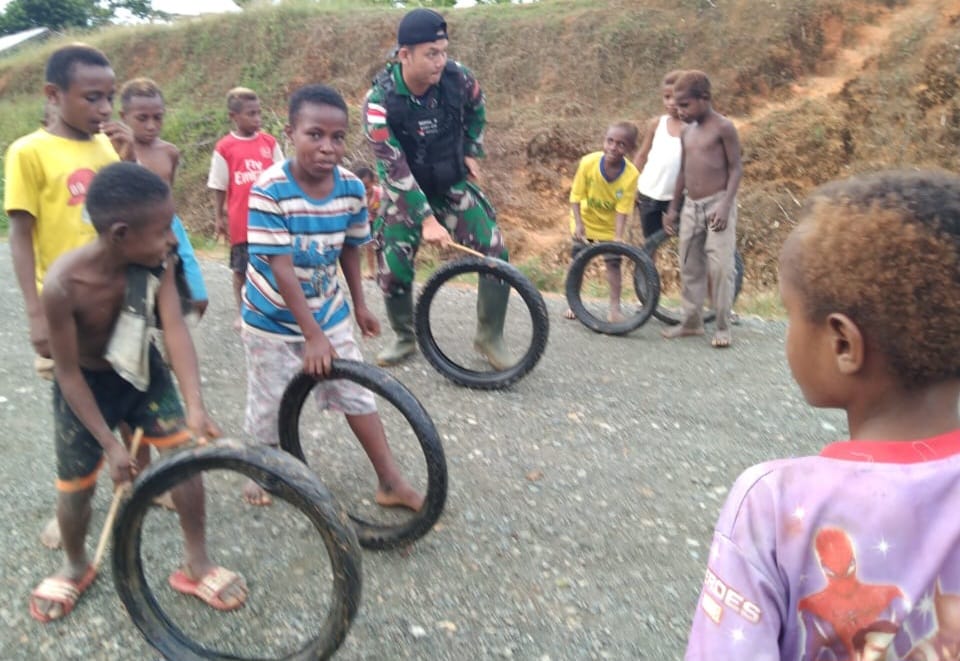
[{"xmin": 172, "ymin": 215, "xmax": 208, "ymax": 302}]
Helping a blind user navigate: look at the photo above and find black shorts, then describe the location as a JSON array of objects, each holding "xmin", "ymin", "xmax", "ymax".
[
  {"xmin": 636, "ymin": 194, "xmax": 671, "ymax": 238},
  {"xmin": 571, "ymin": 238, "xmax": 622, "ymax": 265},
  {"xmin": 53, "ymin": 346, "xmax": 191, "ymax": 492},
  {"xmin": 229, "ymin": 243, "xmax": 249, "ymax": 274}
]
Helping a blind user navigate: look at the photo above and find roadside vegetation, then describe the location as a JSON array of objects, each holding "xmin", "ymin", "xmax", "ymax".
[{"xmin": 1, "ymin": 0, "xmax": 957, "ymax": 315}]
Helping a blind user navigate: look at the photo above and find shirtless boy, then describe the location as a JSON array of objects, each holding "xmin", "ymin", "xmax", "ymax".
[
  {"xmin": 29, "ymin": 162, "xmax": 246, "ymax": 623},
  {"xmin": 119, "ymin": 77, "xmax": 208, "ymax": 318},
  {"xmin": 662, "ymin": 70, "xmax": 742, "ymax": 348}
]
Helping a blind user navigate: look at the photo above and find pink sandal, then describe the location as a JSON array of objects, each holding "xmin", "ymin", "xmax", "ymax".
[
  {"xmin": 29, "ymin": 565, "xmax": 97, "ymax": 623},
  {"xmin": 168, "ymin": 566, "xmax": 248, "ymax": 611}
]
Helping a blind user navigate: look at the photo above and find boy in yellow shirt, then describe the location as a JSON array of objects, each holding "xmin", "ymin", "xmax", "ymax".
[
  {"xmin": 5, "ymin": 44, "xmax": 134, "ymax": 550},
  {"xmin": 5, "ymin": 43, "xmax": 133, "ymax": 371},
  {"xmin": 564, "ymin": 121, "xmax": 639, "ymax": 322}
]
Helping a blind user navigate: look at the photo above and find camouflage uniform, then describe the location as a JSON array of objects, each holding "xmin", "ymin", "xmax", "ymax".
[{"xmin": 362, "ymin": 60, "xmax": 508, "ymax": 297}]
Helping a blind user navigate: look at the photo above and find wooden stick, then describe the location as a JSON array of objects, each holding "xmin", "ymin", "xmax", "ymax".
[
  {"xmin": 448, "ymin": 242, "xmax": 486, "ymax": 259},
  {"xmin": 93, "ymin": 427, "xmax": 144, "ymax": 569}
]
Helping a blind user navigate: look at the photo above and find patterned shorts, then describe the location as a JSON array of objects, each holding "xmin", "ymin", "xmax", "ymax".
[
  {"xmin": 53, "ymin": 346, "xmax": 191, "ymax": 492},
  {"xmin": 242, "ymin": 321, "xmax": 377, "ymax": 446}
]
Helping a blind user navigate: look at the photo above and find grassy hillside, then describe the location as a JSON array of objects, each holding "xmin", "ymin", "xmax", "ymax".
[{"xmin": 1, "ymin": 0, "xmax": 958, "ymax": 295}]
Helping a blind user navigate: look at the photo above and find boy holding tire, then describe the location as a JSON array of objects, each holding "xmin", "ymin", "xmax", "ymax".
[
  {"xmin": 685, "ymin": 170, "xmax": 960, "ymax": 659},
  {"xmin": 239, "ymin": 84, "xmax": 422, "ymax": 512},
  {"xmin": 563, "ymin": 121, "xmax": 640, "ymax": 323},
  {"xmin": 30, "ymin": 162, "xmax": 246, "ymax": 622}
]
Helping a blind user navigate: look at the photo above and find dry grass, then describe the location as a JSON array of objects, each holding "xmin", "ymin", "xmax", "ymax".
[{"xmin": 1, "ymin": 0, "xmax": 958, "ymax": 301}]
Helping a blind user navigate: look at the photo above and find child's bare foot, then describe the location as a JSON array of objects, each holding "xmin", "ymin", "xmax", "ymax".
[
  {"xmin": 661, "ymin": 324, "xmax": 705, "ymax": 340},
  {"xmin": 152, "ymin": 491, "xmax": 177, "ymax": 511},
  {"xmin": 563, "ymin": 308, "xmax": 576, "ymax": 320},
  {"xmin": 40, "ymin": 516, "xmax": 61, "ymax": 550},
  {"xmin": 607, "ymin": 307, "xmax": 626, "ymax": 324},
  {"xmin": 232, "ymin": 316, "xmax": 242, "ymax": 332},
  {"xmin": 242, "ymin": 479, "xmax": 272, "ymax": 506},
  {"xmin": 712, "ymin": 328, "xmax": 732, "ymax": 348},
  {"xmin": 375, "ymin": 481, "xmax": 424, "ymax": 512}
]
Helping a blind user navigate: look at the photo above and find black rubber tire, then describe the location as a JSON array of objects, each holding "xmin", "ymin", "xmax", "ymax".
[
  {"xmin": 564, "ymin": 241, "xmax": 661, "ymax": 335},
  {"xmin": 113, "ymin": 440, "xmax": 362, "ymax": 661},
  {"xmin": 415, "ymin": 257, "xmax": 549, "ymax": 390},
  {"xmin": 641, "ymin": 229, "xmax": 744, "ymax": 326},
  {"xmin": 278, "ymin": 359, "xmax": 447, "ymax": 551}
]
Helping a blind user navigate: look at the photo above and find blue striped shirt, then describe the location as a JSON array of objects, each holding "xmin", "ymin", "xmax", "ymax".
[{"xmin": 242, "ymin": 161, "xmax": 369, "ymax": 340}]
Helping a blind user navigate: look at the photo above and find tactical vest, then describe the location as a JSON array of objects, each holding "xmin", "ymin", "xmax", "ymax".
[{"xmin": 376, "ymin": 61, "xmax": 467, "ymax": 198}]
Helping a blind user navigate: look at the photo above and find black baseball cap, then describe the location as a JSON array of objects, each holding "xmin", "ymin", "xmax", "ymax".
[{"xmin": 397, "ymin": 8, "xmax": 448, "ymax": 47}]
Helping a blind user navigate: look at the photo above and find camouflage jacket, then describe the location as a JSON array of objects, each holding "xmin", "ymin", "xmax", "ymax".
[{"xmin": 362, "ymin": 60, "xmax": 487, "ymax": 225}]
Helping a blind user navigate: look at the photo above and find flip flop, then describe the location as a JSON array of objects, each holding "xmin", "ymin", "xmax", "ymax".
[
  {"xmin": 169, "ymin": 566, "xmax": 248, "ymax": 612},
  {"xmin": 29, "ymin": 565, "xmax": 97, "ymax": 623}
]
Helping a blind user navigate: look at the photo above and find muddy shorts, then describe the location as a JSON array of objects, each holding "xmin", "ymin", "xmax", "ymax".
[
  {"xmin": 229, "ymin": 243, "xmax": 249, "ymax": 274},
  {"xmin": 53, "ymin": 346, "xmax": 191, "ymax": 492},
  {"xmin": 242, "ymin": 320, "xmax": 377, "ymax": 446}
]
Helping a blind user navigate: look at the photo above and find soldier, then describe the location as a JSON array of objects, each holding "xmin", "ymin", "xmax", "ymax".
[{"xmin": 362, "ymin": 8, "xmax": 510, "ymax": 368}]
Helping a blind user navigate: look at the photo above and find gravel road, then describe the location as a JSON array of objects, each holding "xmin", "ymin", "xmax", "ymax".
[{"xmin": 0, "ymin": 245, "xmax": 845, "ymax": 660}]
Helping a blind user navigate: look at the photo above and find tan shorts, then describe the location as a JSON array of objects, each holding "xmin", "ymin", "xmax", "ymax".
[{"xmin": 241, "ymin": 320, "xmax": 377, "ymax": 446}]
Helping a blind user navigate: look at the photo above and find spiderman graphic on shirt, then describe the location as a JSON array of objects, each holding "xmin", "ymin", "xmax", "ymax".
[{"xmin": 799, "ymin": 527, "xmax": 905, "ymax": 660}]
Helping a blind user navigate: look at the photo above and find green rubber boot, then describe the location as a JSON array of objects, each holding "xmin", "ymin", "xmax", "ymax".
[
  {"xmin": 474, "ymin": 276, "xmax": 512, "ymax": 370},
  {"xmin": 376, "ymin": 291, "xmax": 417, "ymax": 366}
]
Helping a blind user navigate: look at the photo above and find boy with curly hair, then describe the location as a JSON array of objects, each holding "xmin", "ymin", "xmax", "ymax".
[
  {"xmin": 685, "ymin": 170, "xmax": 960, "ymax": 660},
  {"xmin": 30, "ymin": 162, "xmax": 246, "ymax": 622},
  {"xmin": 563, "ymin": 121, "xmax": 639, "ymax": 323},
  {"xmin": 662, "ymin": 70, "xmax": 742, "ymax": 348},
  {"xmin": 207, "ymin": 86, "xmax": 284, "ymax": 329},
  {"xmin": 239, "ymin": 84, "xmax": 422, "ymax": 511},
  {"xmin": 119, "ymin": 77, "xmax": 208, "ymax": 318}
]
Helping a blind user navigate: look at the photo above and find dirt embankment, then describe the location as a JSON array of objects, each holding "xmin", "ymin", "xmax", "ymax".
[{"xmin": 1, "ymin": 0, "xmax": 958, "ymax": 293}]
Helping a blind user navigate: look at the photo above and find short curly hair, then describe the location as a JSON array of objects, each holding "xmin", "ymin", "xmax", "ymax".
[
  {"xmin": 226, "ymin": 87, "xmax": 259, "ymax": 113},
  {"xmin": 784, "ymin": 169, "xmax": 960, "ymax": 388},
  {"xmin": 608, "ymin": 120, "xmax": 639, "ymax": 151},
  {"xmin": 662, "ymin": 70, "xmax": 685, "ymax": 87},
  {"xmin": 119, "ymin": 77, "xmax": 163, "ymax": 109},
  {"xmin": 86, "ymin": 162, "xmax": 170, "ymax": 234},
  {"xmin": 673, "ymin": 70, "xmax": 711, "ymax": 100}
]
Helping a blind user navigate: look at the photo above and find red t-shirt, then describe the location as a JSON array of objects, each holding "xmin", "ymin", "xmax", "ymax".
[{"xmin": 207, "ymin": 131, "xmax": 283, "ymax": 245}]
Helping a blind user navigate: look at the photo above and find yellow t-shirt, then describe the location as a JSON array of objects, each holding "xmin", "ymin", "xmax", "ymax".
[
  {"xmin": 569, "ymin": 151, "xmax": 639, "ymax": 241},
  {"xmin": 4, "ymin": 129, "xmax": 119, "ymax": 289}
]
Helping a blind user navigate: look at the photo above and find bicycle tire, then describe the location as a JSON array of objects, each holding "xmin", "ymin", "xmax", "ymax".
[
  {"xmin": 564, "ymin": 241, "xmax": 661, "ymax": 335},
  {"xmin": 641, "ymin": 229, "xmax": 744, "ymax": 326},
  {"xmin": 278, "ymin": 360, "xmax": 447, "ymax": 550},
  {"xmin": 113, "ymin": 439, "xmax": 362, "ymax": 661},
  {"xmin": 415, "ymin": 257, "xmax": 549, "ymax": 390}
]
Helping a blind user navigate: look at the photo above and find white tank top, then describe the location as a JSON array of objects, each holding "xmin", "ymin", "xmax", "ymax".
[{"xmin": 637, "ymin": 115, "xmax": 682, "ymax": 201}]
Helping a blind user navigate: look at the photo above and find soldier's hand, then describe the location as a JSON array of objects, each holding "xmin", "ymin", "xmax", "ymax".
[{"xmin": 421, "ymin": 215, "xmax": 453, "ymax": 247}]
